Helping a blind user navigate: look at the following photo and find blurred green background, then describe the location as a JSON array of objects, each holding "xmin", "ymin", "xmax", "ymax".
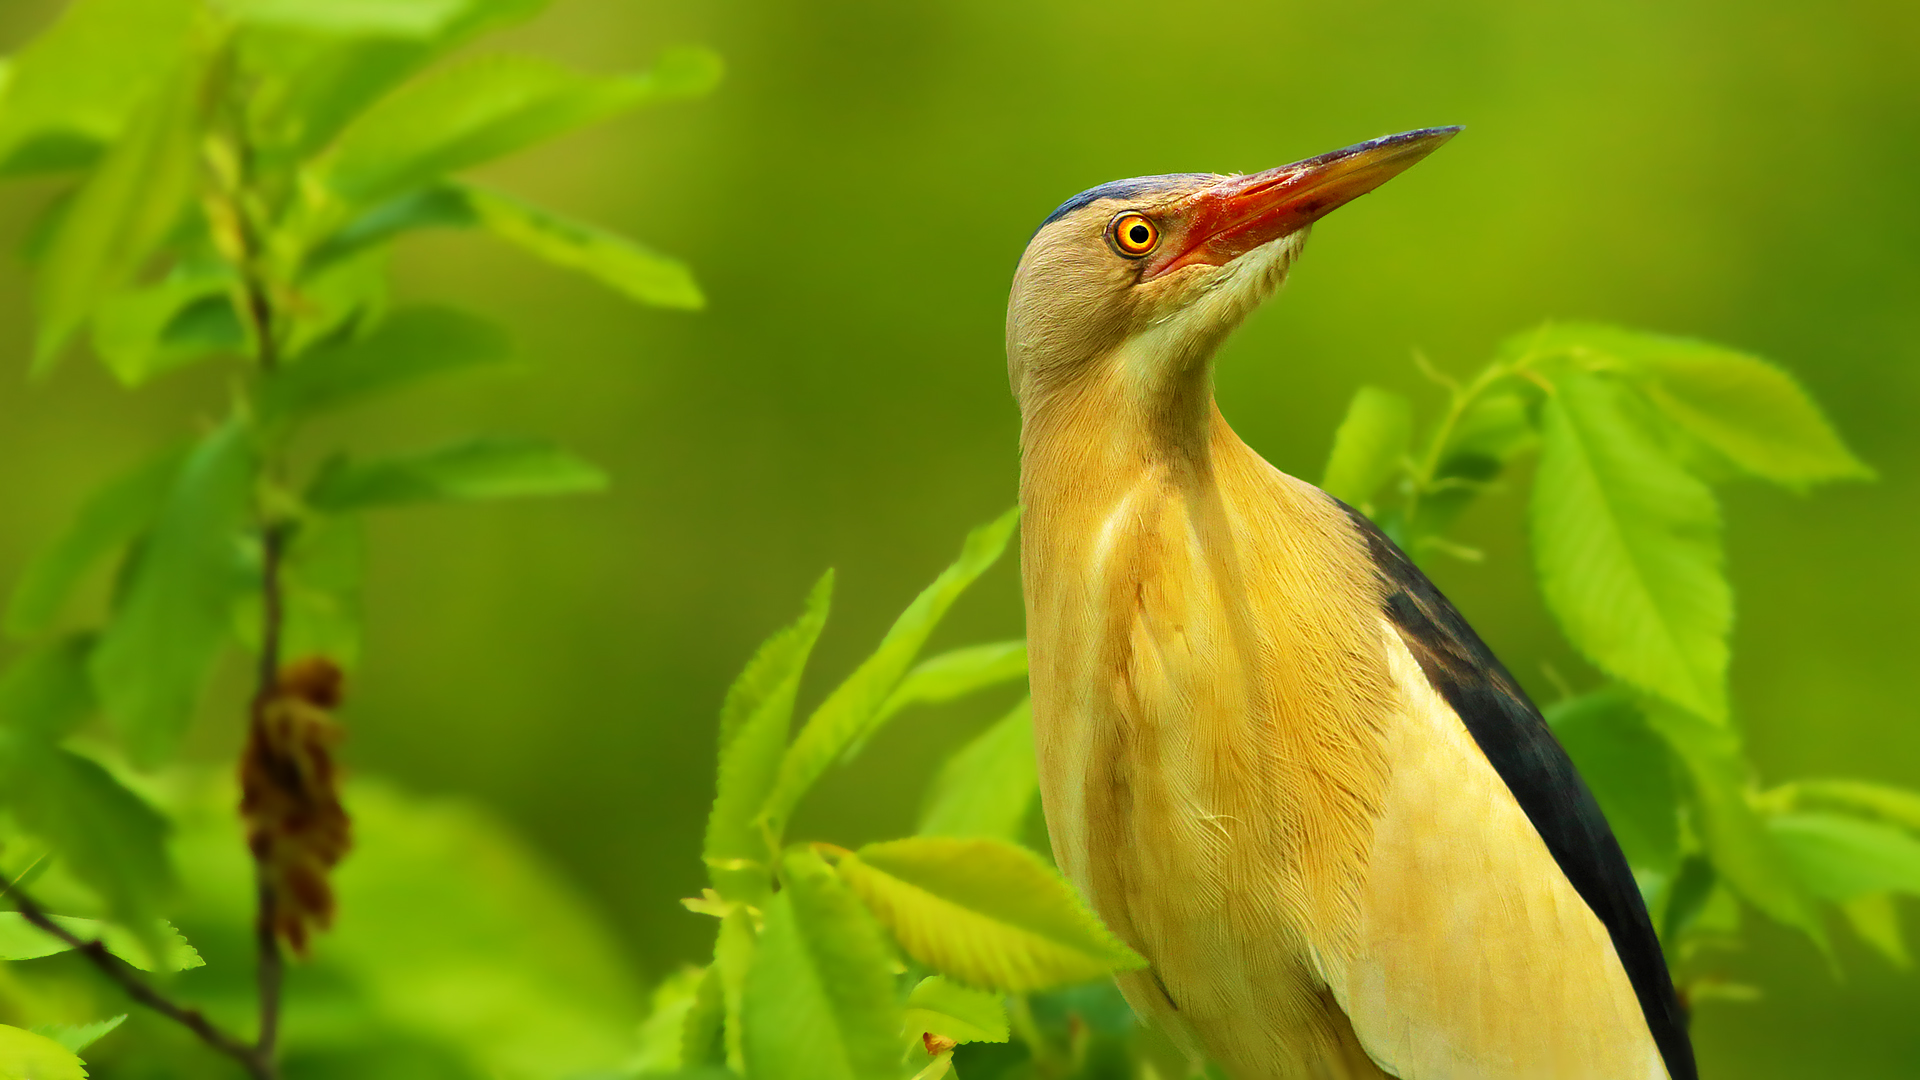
[{"xmin": 1, "ymin": 0, "xmax": 1915, "ymax": 1075}]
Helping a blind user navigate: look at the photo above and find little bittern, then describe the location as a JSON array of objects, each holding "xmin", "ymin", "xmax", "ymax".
[{"xmin": 1009, "ymin": 129, "xmax": 1693, "ymax": 1080}]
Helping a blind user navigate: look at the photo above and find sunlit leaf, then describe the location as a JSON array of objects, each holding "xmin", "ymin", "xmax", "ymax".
[
  {"xmin": 90, "ymin": 423, "xmax": 254, "ymax": 765},
  {"xmin": 258, "ymin": 306, "xmax": 513, "ymax": 421},
  {"xmin": 5, "ymin": 444, "xmax": 186, "ymax": 638},
  {"xmin": 1321, "ymin": 386, "xmax": 1411, "ymax": 510},
  {"xmin": 463, "ymin": 184, "xmax": 704, "ymax": 309},
  {"xmin": 679, "ymin": 964, "xmax": 726, "ymax": 1070},
  {"xmin": 761, "ymin": 509, "xmax": 1019, "ymax": 837},
  {"xmin": 918, "ymin": 699, "xmax": 1036, "ymax": 842},
  {"xmin": 1769, "ymin": 779, "xmax": 1920, "ymax": 833},
  {"xmin": 31, "ymin": 62, "xmax": 201, "ymax": 372},
  {"xmin": 0, "ymin": 913, "xmax": 202, "ymax": 972},
  {"xmin": 904, "ymin": 976, "xmax": 1008, "ymax": 1045},
  {"xmin": 306, "ymin": 184, "xmax": 478, "ymax": 272},
  {"xmin": 1769, "ymin": 812, "xmax": 1920, "ymax": 900},
  {"xmin": 0, "ymin": 1025, "xmax": 87, "ymax": 1080},
  {"xmin": 871, "ymin": 641, "xmax": 1027, "ymax": 733},
  {"xmin": 220, "ymin": 0, "xmax": 468, "ymax": 36},
  {"xmin": 1544, "ymin": 688, "xmax": 1680, "ymax": 875},
  {"xmin": 626, "ymin": 967, "xmax": 708, "ymax": 1074},
  {"xmin": 325, "ymin": 48, "xmax": 721, "ymax": 206},
  {"xmin": 743, "ymin": 848, "xmax": 901, "ymax": 1080},
  {"xmin": 1533, "ymin": 372, "xmax": 1730, "ymax": 722},
  {"xmin": 0, "ymin": 636, "xmax": 96, "ymax": 742},
  {"xmin": 89, "ymin": 261, "xmax": 245, "ymax": 386},
  {"xmin": 714, "ymin": 908, "xmax": 754, "ymax": 1075},
  {"xmin": 706, "ymin": 573, "xmax": 832, "ymax": 904},
  {"xmin": 829, "ymin": 837, "xmax": 1143, "ymax": 993},
  {"xmin": 29, "ymin": 1015, "xmax": 124, "ymax": 1056},
  {"xmin": 1838, "ymin": 893, "xmax": 1910, "ymax": 968},
  {"xmin": 306, "ymin": 438, "xmax": 606, "ymax": 512}
]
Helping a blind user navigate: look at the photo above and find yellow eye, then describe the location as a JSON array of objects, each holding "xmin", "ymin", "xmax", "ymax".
[{"xmin": 1111, "ymin": 213, "xmax": 1158, "ymax": 257}]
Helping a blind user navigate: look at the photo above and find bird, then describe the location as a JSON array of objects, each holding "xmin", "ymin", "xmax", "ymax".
[{"xmin": 1008, "ymin": 128, "xmax": 1695, "ymax": 1080}]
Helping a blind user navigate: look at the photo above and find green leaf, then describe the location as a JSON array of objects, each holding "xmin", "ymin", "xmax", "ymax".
[
  {"xmin": 714, "ymin": 908, "xmax": 754, "ymax": 1075},
  {"xmin": 626, "ymin": 967, "xmax": 708, "ymax": 1074},
  {"xmin": 918, "ymin": 699, "xmax": 1037, "ymax": 842},
  {"xmin": 0, "ymin": 913, "xmax": 202, "ymax": 972},
  {"xmin": 1533, "ymin": 372, "xmax": 1730, "ymax": 722},
  {"xmin": 324, "ymin": 48, "xmax": 721, "ymax": 206},
  {"xmin": 706, "ymin": 573, "xmax": 833, "ymax": 904},
  {"xmin": 29, "ymin": 1016, "xmax": 124, "ymax": 1056},
  {"xmin": 679, "ymin": 964, "xmax": 725, "ymax": 1069},
  {"xmin": 829, "ymin": 837, "xmax": 1144, "ymax": 993},
  {"xmin": 220, "ymin": 0, "xmax": 469, "ymax": 36},
  {"xmin": 306, "ymin": 184, "xmax": 480, "ymax": 272},
  {"xmin": 1769, "ymin": 812, "xmax": 1920, "ymax": 900},
  {"xmin": 258, "ymin": 306, "xmax": 514, "ymax": 421},
  {"xmin": 872, "ymin": 641, "xmax": 1027, "ymax": 733},
  {"xmin": 6, "ymin": 444, "xmax": 187, "ymax": 638},
  {"xmin": 743, "ymin": 849, "xmax": 901, "ymax": 1080},
  {"xmin": 233, "ymin": 514, "xmax": 367, "ymax": 667},
  {"xmin": 1320, "ymin": 386, "xmax": 1411, "ymax": 510},
  {"xmin": 1769, "ymin": 779, "xmax": 1920, "ymax": 833},
  {"xmin": 0, "ymin": 1025, "xmax": 87, "ymax": 1080},
  {"xmin": 89, "ymin": 423, "xmax": 254, "ymax": 765},
  {"xmin": 761, "ymin": 509, "xmax": 1019, "ymax": 838},
  {"xmin": 904, "ymin": 976, "xmax": 1008, "ymax": 1045},
  {"xmin": 31, "ymin": 62, "xmax": 201, "ymax": 372},
  {"xmin": 0, "ymin": 0, "xmax": 198, "ymax": 176},
  {"xmin": 307, "ymin": 438, "xmax": 606, "ymax": 512},
  {"xmin": 1838, "ymin": 893, "xmax": 1910, "ymax": 968},
  {"xmin": 89, "ymin": 262, "xmax": 245, "ymax": 386},
  {"xmin": 1544, "ymin": 688, "xmax": 1680, "ymax": 875},
  {"xmin": 462, "ymin": 185, "xmax": 705, "ymax": 309},
  {"xmin": 0, "ymin": 636, "xmax": 96, "ymax": 742},
  {"xmin": 0, "ymin": 741, "xmax": 173, "ymax": 937}
]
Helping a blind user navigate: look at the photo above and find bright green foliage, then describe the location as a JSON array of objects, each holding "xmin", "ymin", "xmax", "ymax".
[
  {"xmin": 305, "ymin": 438, "xmax": 607, "ymax": 511},
  {"xmin": 31, "ymin": 1016, "xmax": 124, "ymax": 1056},
  {"xmin": 744, "ymin": 849, "xmax": 903, "ymax": 1080},
  {"xmin": 0, "ymin": 742, "xmax": 173, "ymax": 938},
  {"xmin": 1321, "ymin": 386, "xmax": 1413, "ymax": 512},
  {"xmin": 875, "ymin": 642, "xmax": 1028, "ymax": 732},
  {"xmin": 1769, "ymin": 813, "xmax": 1920, "ymax": 900},
  {"xmin": 0, "ymin": 637, "xmax": 97, "ymax": 740},
  {"xmin": 221, "ymin": 0, "xmax": 473, "ymax": 37},
  {"xmin": 831, "ymin": 838, "xmax": 1144, "ymax": 994},
  {"xmin": 462, "ymin": 185, "xmax": 707, "ymax": 309},
  {"xmin": 0, "ymin": 1025, "xmax": 88, "ymax": 1080},
  {"xmin": 256, "ymin": 306, "xmax": 514, "ymax": 421},
  {"xmin": 917, "ymin": 699, "xmax": 1037, "ymax": 841},
  {"xmin": 0, "ymin": 914, "xmax": 202, "ymax": 972},
  {"xmin": 904, "ymin": 976, "xmax": 1009, "ymax": 1045}
]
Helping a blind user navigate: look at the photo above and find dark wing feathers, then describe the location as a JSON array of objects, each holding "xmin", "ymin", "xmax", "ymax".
[{"xmin": 1338, "ymin": 503, "xmax": 1697, "ymax": 1080}]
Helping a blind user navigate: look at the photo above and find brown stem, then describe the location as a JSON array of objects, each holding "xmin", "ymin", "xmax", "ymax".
[
  {"xmin": 249, "ymin": 521, "xmax": 290, "ymax": 1062},
  {"xmin": 0, "ymin": 883, "xmax": 275, "ymax": 1079}
]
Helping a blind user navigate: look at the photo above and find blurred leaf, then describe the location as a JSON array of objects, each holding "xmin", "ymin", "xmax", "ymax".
[
  {"xmin": 744, "ymin": 848, "xmax": 901, "ymax": 1080},
  {"xmin": 1659, "ymin": 855, "xmax": 1717, "ymax": 945},
  {"xmin": 1410, "ymin": 385, "xmax": 1540, "ymax": 543},
  {"xmin": 0, "ymin": 740, "xmax": 172, "ymax": 938},
  {"xmin": 1521, "ymin": 323, "xmax": 1869, "ymax": 488},
  {"xmin": 918, "ymin": 699, "xmax": 1036, "ymax": 842},
  {"xmin": 0, "ymin": 637, "xmax": 94, "ymax": 746},
  {"xmin": 5, "ymin": 444, "xmax": 186, "ymax": 638},
  {"xmin": 1838, "ymin": 893, "xmax": 1910, "ymax": 968},
  {"xmin": 714, "ymin": 908, "xmax": 754, "ymax": 1075},
  {"xmin": 0, "ymin": 0, "xmax": 198, "ymax": 176},
  {"xmin": 89, "ymin": 423, "xmax": 253, "ymax": 765},
  {"xmin": 306, "ymin": 184, "xmax": 479, "ymax": 271},
  {"xmin": 1641, "ymin": 705, "xmax": 1826, "ymax": 946},
  {"xmin": 706, "ymin": 573, "xmax": 832, "ymax": 904},
  {"xmin": 872, "ymin": 641, "xmax": 1027, "ymax": 734},
  {"xmin": 904, "ymin": 977, "xmax": 1008, "ymax": 1045},
  {"xmin": 1320, "ymin": 386, "xmax": 1411, "ymax": 510},
  {"xmin": 89, "ymin": 262, "xmax": 245, "ymax": 386},
  {"xmin": 0, "ymin": 1025, "xmax": 87, "ymax": 1080},
  {"xmin": 829, "ymin": 837, "xmax": 1144, "ymax": 993},
  {"xmin": 31, "ymin": 62, "xmax": 201, "ymax": 372},
  {"xmin": 29, "ymin": 1016, "xmax": 124, "ymax": 1056},
  {"xmin": 258, "ymin": 306, "xmax": 513, "ymax": 421},
  {"xmin": 1769, "ymin": 812, "xmax": 1920, "ymax": 900},
  {"xmin": 679, "ymin": 965, "xmax": 725, "ymax": 1070},
  {"xmin": 627, "ymin": 967, "xmax": 708, "ymax": 1074},
  {"xmin": 1544, "ymin": 688, "xmax": 1680, "ymax": 874},
  {"xmin": 0, "ymin": 913, "xmax": 202, "ymax": 972},
  {"xmin": 762, "ymin": 508, "xmax": 1019, "ymax": 837},
  {"xmin": 463, "ymin": 184, "xmax": 705, "ymax": 309},
  {"xmin": 233, "ymin": 514, "xmax": 367, "ymax": 667},
  {"xmin": 1769, "ymin": 779, "xmax": 1920, "ymax": 833},
  {"xmin": 283, "ymin": 246, "xmax": 391, "ymax": 360},
  {"xmin": 325, "ymin": 48, "xmax": 721, "ymax": 206},
  {"xmin": 307, "ymin": 438, "xmax": 606, "ymax": 512},
  {"xmin": 221, "ymin": 0, "xmax": 468, "ymax": 36},
  {"xmin": 1533, "ymin": 373, "xmax": 1730, "ymax": 722}
]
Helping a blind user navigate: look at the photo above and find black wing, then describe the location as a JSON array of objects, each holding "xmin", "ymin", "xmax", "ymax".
[{"xmin": 1338, "ymin": 503, "xmax": 1697, "ymax": 1080}]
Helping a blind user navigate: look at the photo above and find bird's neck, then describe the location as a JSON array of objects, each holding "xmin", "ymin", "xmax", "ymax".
[{"xmin": 1019, "ymin": 340, "xmax": 1224, "ymax": 496}]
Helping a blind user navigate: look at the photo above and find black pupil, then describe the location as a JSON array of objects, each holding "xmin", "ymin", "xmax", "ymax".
[{"xmin": 1127, "ymin": 223, "xmax": 1150, "ymax": 246}]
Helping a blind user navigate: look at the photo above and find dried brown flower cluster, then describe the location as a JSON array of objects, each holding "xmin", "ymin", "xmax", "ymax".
[{"xmin": 239, "ymin": 656, "xmax": 351, "ymax": 955}]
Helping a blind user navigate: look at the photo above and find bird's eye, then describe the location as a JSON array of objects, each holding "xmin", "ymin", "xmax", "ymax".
[{"xmin": 1111, "ymin": 213, "xmax": 1159, "ymax": 257}]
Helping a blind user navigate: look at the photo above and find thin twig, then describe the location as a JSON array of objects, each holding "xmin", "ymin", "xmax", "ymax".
[
  {"xmin": 0, "ymin": 882, "xmax": 274, "ymax": 1078},
  {"xmin": 248, "ymin": 506, "xmax": 292, "ymax": 1067}
]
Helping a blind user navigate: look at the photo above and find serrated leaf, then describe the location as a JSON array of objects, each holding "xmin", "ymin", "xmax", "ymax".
[
  {"xmin": 6, "ymin": 444, "xmax": 186, "ymax": 638},
  {"xmin": 0, "ymin": 913, "xmax": 202, "ymax": 972},
  {"xmin": 1533, "ymin": 372, "xmax": 1730, "ymax": 722},
  {"xmin": 325, "ymin": 49, "xmax": 719, "ymax": 206},
  {"xmin": 0, "ymin": 636, "xmax": 96, "ymax": 742},
  {"xmin": 904, "ymin": 976, "xmax": 1008, "ymax": 1045},
  {"xmin": 627, "ymin": 966, "xmax": 708, "ymax": 1074},
  {"xmin": 1838, "ymin": 893, "xmax": 1910, "ymax": 968},
  {"xmin": 679, "ymin": 964, "xmax": 725, "ymax": 1069},
  {"xmin": 744, "ymin": 849, "xmax": 901, "ymax": 1080},
  {"xmin": 463, "ymin": 184, "xmax": 704, "ymax": 309},
  {"xmin": 89, "ymin": 423, "xmax": 254, "ymax": 765},
  {"xmin": 1769, "ymin": 812, "xmax": 1920, "ymax": 900},
  {"xmin": 31, "ymin": 61, "xmax": 201, "ymax": 372},
  {"xmin": 714, "ymin": 908, "xmax": 754, "ymax": 1075},
  {"xmin": 258, "ymin": 306, "xmax": 513, "ymax": 421},
  {"xmin": 306, "ymin": 437, "xmax": 606, "ymax": 512},
  {"xmin": 706, "ymin": 573, "xmax": 832, "ymax": 904},
  {"xmin": 29, "ymin": 1016, "xmax": 124, "ymax": 1056},
  {"xmin": 918, "ymin": 699, "xmax": 1036, "ymax": 842},
  {"xmin": 220, "ymin": 0, "xmax": 468, "ymax": 36},
  {"xmin": 829, "ymin": 837, "xmax": 1143, "ymax": 993},
  {"xmin": 761, "ymin": 509, "xmax": 1019, "ymax": 838},
  {"xmin": 1320, "ymin": 386, "xmax": 1411, "ymax": 510},
  {"xmin": 89, "ymin": 262, "xmax": 245, "ymax": 386},
  {"xmin": 1544, "ymin": 688, "xmax": 1680, "ymax": 875},
  {"xmin": 0, "ymin": 1025, "xmax": 87, "ymax": 1080}
]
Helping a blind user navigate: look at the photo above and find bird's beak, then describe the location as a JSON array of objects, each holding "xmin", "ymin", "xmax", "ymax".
[{"xmin": 1146, "ymin": 126, "xmax": 1460, "ymax": 280}]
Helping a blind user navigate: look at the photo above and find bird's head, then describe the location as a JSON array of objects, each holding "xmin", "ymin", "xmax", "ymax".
[{"xmin": 1008, "ymin": 127, "xmax": 1459, "ymax": 415}]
